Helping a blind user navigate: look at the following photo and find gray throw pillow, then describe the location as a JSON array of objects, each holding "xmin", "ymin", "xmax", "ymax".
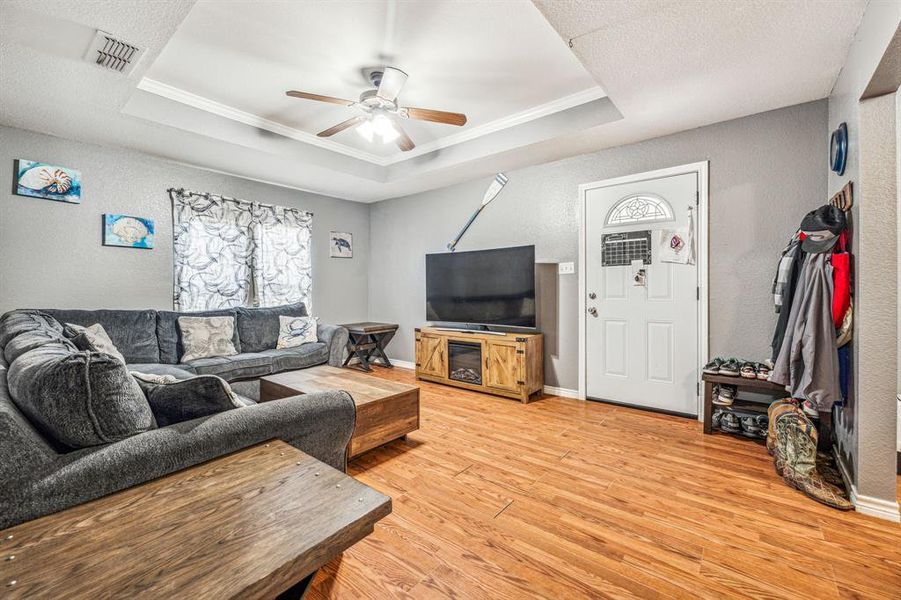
[
  {"xmin": 177, "ymin": 316, "xmax": 238, "ymax": 363},
  {"xmin": 7, "ymin": 347, "xmax": 154, "ymax": 448},
  {"xmin": 132, "ymin": 372, "xmax": 243, "ymax": 427},
  {"xmin": 65, "ymin": 323, "xmax": 127, "ymax": 364}
]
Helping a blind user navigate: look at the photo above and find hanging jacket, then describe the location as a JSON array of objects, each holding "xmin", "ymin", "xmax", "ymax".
[
  {"xmin": 770, "ymin": 232, "xmax": 805, "ymax": 361},
  {"xmin": 831, "ymin": 231, "xmax": 851, "ymax": 328},
  {"xmin": 772, "ymin": 231, "xmax": 802, "ymax": 313},
  {"xmin": 770, "ymin": 253, "xmax": 841, "ymax": 411}
]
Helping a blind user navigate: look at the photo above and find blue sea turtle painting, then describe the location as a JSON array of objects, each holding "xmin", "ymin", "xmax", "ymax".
[{"xmin": 330, "ymin": 232, "xmax": 353, "ymax": 258}]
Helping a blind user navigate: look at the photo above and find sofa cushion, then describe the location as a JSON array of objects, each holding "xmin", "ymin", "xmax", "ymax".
[
  {"xmin": 8, "ymin": 345, "xmax": 155, "ymax": 448},
  {"xmin": 40, "ymin": 309, "xmax": 160, "ymax": 364},
  {"xmin": 258, "ymin": 343, "xmax": 329, "ymax": 372},
  {"xmin": 65, "ymin": 323, "xmax": 127, "ymax": 364},
  {"xmin": 157, "ymin": 309, "xmax": 242, "ymax": 364},
  {"xmin": 178, "ymin": 316, "xmax": 239, "ymax": 362},
  {"xmin": 0, "ymin": 310, "xmax": 64, "ymax": 350},
  {"xmin": 236, "ymin": 302, "xmax": 308, "ymax": 353},
  {"xmin": 127, "ymin": 363, "xmax": 196, "ymax": 379},
  {"xmin": 3, "ymin": 325, "xmax": 75, "ymax": 365},
  {"xmin": 186, "ymin": 352, "xmax": 274, "ymax": 381},
  {"xmin": 133, "ymin": 373, "xmax": 243, "ymax": 427}
]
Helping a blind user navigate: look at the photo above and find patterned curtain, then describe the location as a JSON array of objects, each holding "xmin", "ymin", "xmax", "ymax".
[{"xmin": 170, "ymin": 189, "xmax": 313, "ymax": 311}]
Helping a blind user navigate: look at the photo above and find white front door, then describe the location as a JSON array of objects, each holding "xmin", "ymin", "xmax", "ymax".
[{"xmin": 584, "ymin": 172, "xmax": 699, "ymax": 416}]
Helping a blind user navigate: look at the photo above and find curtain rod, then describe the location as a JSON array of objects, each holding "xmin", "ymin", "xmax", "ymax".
[{"xmin": 168, "ymin": 188, "xmax": 314, "ymax": 217}]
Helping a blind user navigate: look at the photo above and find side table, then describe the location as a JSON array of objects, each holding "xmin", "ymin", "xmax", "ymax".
[{"xmin": 341, "ymin": 322, "xmax": 399, "ymax": 372}]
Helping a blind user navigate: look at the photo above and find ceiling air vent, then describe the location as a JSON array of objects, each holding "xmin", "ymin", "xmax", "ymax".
[{"xmin": 83, "ymin": 30, "xmax": 143, "ymax": 75}]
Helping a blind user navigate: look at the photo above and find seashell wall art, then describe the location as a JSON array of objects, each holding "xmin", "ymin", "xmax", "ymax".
[
  {"xmin": 15, "ymin": 159, "xmax": 82, "ymax": 203},
  {"xmin": 103, "ymin": 214, "xmax": 154, "ymax": 249}
]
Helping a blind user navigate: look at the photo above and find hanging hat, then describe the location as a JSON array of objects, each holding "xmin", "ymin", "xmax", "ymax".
[{"xmin": 799, "ymin": 205, "xmax": 846, "ymax": 253}]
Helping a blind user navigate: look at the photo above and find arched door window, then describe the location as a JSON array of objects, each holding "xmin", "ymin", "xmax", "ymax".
[{"xmin": 605, "ymin": 193, "xmax": 674, "ymax": 226}]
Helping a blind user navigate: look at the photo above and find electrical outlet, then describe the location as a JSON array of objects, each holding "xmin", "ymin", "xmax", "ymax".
[{"xmin": 558, "ymin": 262, "xmax": 575, "ymax": 275}]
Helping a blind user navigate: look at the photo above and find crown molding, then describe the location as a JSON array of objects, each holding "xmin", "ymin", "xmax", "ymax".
[
  {"xmin": 137, "ymin": 78, "xmax": 605, "ymax": 167},
  {"xmin": 137, "ymin": 78, "xmax": 387, "ymax": 164}
]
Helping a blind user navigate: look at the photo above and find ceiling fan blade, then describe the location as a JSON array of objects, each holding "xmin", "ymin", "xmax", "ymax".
[
  {"xmin": 401, "ymin": 107, "xmax": 467, "ymax": 126},
  {"xmin": 286, "ymin": 90, "xmax": 355, "ymax": 106},
  {"xmin": 395, "ymin": 122, "xmax": 415, "ymax": 152},
  {"xmin": 376, "ymin": 67, "xmax": 408, "ymax": 101},
  {"xmin": 317, "ymin": 116, "xmax": 365, "ymax": 137}
]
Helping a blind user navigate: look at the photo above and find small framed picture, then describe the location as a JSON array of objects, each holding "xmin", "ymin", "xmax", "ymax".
[
  {"xmin": 103, "ymin": 214, "xmax": 155, "ymax": 249},
  {"xmin": 15, "ymin": 159, "xmax": 82, "ymax": 203},
  {"xmin": 330, "ymin": 231, "xmax": 352, "ymax": 258}
]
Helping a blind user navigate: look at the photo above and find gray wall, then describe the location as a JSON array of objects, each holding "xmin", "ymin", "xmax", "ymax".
[
  {"xmin": 826, "ymin": 3, "xmax": 900, "ymax": 499},
  {"xmin": 369, "ymin": 101, "xmax": 828, "ymax": 389},
  {"xmin": 0, "ymin": 125, "xmax": 370, "ymax": 325}
]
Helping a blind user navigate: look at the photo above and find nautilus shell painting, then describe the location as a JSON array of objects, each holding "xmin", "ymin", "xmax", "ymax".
[
  {"xmin": 103, "ymin": 214, "xmax": 154, "ymax": 249},
  {"xmin": 15, "ymin": 159, "xmax": 82, "ymax": 203}
]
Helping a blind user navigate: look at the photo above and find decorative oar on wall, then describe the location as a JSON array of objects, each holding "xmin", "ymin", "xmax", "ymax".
[{"xmin": 447, "ymin": 173, "xmax": 509, "ymax": 251}]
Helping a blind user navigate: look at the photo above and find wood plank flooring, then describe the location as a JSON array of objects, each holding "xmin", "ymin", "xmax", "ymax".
[{"xmin": 309, "ymin": 368, "xmax": 901, "ymax": 599}]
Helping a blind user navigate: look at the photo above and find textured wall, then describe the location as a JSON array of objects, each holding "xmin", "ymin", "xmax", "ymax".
[
  {"xmin": 0, "ymin": 126, "xmax": 370, "ymax": 325},
  {"xmin": 826, "ymin": 2, "xmax": 901, "ymax": 494},
  {"xmin": 855, "ymin": 93, "xmax": 898, "ymax": 503},
  {"xmin": 369, "ymin": 101, "xmax": 827, "ymax": 389}
]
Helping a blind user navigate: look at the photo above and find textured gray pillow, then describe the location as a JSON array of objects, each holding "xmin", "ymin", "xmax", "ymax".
[
  {"xmin": 65, "ymin": 323, "xmax": 127, "ymax": 364},
  {"xmin": 7, "ymin": 347, "xmax": 154, "ymax": 448},
  {"xmin": 132, "ymin": 372, "xmax": 242, "ymax": 426},
  {"xmin": 177, "ymin": 316, "xmax": 238, "ymax": 363}
]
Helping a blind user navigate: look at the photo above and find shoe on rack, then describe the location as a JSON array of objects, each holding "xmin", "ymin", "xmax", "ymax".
[
  {"xmin": 703, "ymin": 358, "xmax": 725, "ymax": 374},
  {"xmin": 719, "ymin": 358, "xmax": 741, "ymax": 377},
  {"xmin": 740, "ymin": 416, "xmax": 765, "ymax": 439},
  {"xmin": 740, "ymin": 362, "xmax": 758, "ymax": 379},
  {"xmin": 720, "ymin": 412, "xmax": 741, "ymax": 433},
  {"xmin": 763, "ymin": 358, "xmax": 775, "ymax": 370},
  {"xmin": 756, "ymin": 362, "xmax": 771, "ymax": 380},
  {"xmin": 713, "ymin": 385, "xmax": 736, "ymax": 406},
  {"xmin": 712, "ymin": 408, "xmax": 724, "ymax": 430}
]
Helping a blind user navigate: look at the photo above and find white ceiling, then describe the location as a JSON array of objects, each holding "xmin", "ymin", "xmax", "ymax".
[
  {"xmin": 0, "ymin": 0, "xmax": 869, "ymax": 203},
  {"xmin": 143, "ymin": 0, "xmax": 600, "ymax": 160}
]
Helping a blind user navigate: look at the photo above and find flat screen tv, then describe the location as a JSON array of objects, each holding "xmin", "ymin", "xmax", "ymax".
[{"xmin": 426, "ymin": 245, "xmax": 536, "ymax": 328}]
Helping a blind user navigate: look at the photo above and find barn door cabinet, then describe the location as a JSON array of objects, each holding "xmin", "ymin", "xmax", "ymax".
[{"xmin": 414, "ymin": 327, "xmax": 544, "ymax": 403}]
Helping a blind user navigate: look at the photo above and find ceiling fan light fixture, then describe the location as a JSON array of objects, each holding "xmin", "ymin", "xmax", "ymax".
[
  {"xmin": 357, "ymin": 119, "xmax": 375, "ymax": 142},
  {"xmin": 356, "ymin": 113, "xmax": 399, "ymax": 144}
]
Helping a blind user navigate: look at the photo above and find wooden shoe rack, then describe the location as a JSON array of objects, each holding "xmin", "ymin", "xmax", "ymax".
[{"xmin": 702, "ymin": 373, "xmax": 788, "ymax": 434}]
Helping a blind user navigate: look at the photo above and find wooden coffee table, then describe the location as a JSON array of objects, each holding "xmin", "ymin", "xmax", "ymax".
[
  {"xmin": 260, "ymin": 366, "xmax": 420, "ymax": 459},
  {"xmin": 0, "ymin": 441, "xmax": 390, "ymax": 599}
]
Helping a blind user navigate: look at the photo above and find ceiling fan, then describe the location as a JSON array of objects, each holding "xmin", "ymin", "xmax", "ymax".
[{"xmin": 285, "ymin": 67, "xmax": 467, "ymax": 152}]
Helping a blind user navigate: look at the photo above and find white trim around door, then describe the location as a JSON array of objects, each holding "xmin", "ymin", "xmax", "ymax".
[{"xmin": 578, "ymin": 161, "xmax": 710, "ymax": 420}]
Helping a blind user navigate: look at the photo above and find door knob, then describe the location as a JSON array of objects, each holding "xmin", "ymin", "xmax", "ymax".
[
  {"xmin": 588, "ymin": 292, "xmax": 596, "ymax": 300},
  {"xmin": 587, "ymin": 307, "xmax": 598, "ymax": 317}
]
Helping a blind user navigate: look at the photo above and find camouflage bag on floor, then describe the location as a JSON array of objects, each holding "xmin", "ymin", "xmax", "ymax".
[{"xmin": 774, "ymin": 410, "xmax": 853, "ymax": 510}]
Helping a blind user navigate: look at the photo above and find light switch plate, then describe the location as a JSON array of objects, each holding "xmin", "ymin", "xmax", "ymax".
[{"xmin": 558, "ymin": 262, "xmax": 575, "ymax": 275}]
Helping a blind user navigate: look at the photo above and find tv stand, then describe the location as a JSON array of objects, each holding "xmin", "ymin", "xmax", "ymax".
[{"xmin": 414, "ymin": 326, "xmax": 544, "ymax": 403}]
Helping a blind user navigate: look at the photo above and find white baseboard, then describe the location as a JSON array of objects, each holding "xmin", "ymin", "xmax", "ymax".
[
  {"xmin": 833, "ymin": 445, "xmax": 900, "ymax": 522},
  {"xmin": 543, "ymin": 385, "xmax": 582, "ymax": 399},
  {"xmin": 854, "ymin": 493, "xmax": 901, "ymax": 522}
]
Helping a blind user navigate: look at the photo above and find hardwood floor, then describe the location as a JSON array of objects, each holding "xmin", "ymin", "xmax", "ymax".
[{"xmin": 309, "ymin": 368, "xmax": 901, "ymax": 599}]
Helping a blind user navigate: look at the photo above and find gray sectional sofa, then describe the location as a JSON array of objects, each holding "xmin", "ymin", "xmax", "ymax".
[{"xmin": 0, "ymin": 303, "xmax": 354, "ymax": 529}]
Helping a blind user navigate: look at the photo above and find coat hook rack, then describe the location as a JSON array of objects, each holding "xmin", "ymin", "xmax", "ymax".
[{"xmin": 829, "ymin": 181, "xmax": 853, "ymax": 212}]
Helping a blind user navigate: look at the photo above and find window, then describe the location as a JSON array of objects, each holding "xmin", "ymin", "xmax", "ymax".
[
  {"xmin": 170, "ymin": 189, "xmax": 312, "ymax": 311},
  {"xmin": 605, "ymin": 193, "xmax": 674, "ymax": 226}
]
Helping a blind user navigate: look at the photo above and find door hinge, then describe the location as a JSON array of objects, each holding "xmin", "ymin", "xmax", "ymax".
[
  {"xmin": 695, "ymin": 191, "xmax": 699, "ymax": 205},
  {"xmin": 696, "ymin": 287, "xmax": 700, "ymax": 300},
  {"xmin": 697, "ymin": 382, "xmax": 700, "ymax": 395}
]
